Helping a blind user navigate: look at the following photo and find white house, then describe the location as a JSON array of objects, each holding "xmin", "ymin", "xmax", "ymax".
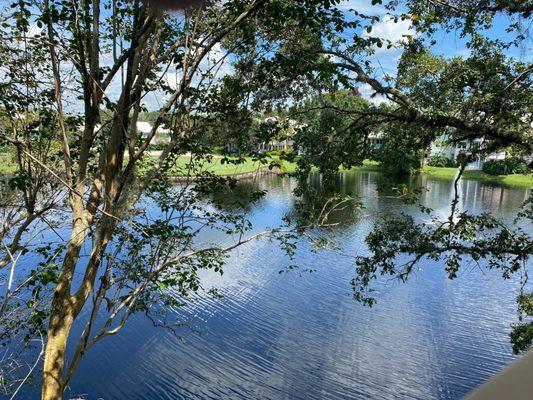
[
  {"xmin": 80, "ymin": 121, "xmax": 171, "ymax": 145},
  {"xmin": 424, "ymin": 136, "xmax": 506, "ymax": 170},
  {"xmin": 135, "ymin": 121, "xmax": 171, "ymax": 144},
  {"xmin": 368, "ymin": 131, "xmax": 384, "ymax": 148}
]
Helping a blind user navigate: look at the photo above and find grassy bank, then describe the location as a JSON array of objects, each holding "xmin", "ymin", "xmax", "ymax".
[
  {"xmin": 2, "ymin": 152, "xmax": 531, "ymax": 188},
  {"xmin": 170, "ymin": 155, "xmax": 263, "ymax": 176},
  {"xmin": 277, "ymin": 159, "xmax": 382, "ymax": 174},
  {"xmin": 0, "ymin": 153, "xmax": 268, "ymax": 177},
  {"xmin": 345, "ymin": 160, "xmax": 383, "ymax": 172},
  {"xmin": 159, "ymin": 156, "xmax": 379, "ymax": 176},
  {"xmin": 421, "ymin": 166, "xmax": 533, "ymax": 188}
]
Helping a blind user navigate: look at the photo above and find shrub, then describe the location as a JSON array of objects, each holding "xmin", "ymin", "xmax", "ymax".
[
  {"xmin": 482, "ymin": 158, "xmax": 530, "ymax": 175},
  {"xmin": 504, "ymin": 157, "xmax": 529, "ymax": 174},
  {"xmin": 427, "ymin": 155, "xmax": 455, "ymax": 167},
  {"xmin": 147, "ymin": 143, "xmax": 167, "ymax": 151},
  {"xmin": 265, "ymin": 150, "xmax": 294, "ymax": 157},
  {"xmin": 212, "ymin": 146, "xmax": 226, "ymax": 155},
  {"xmin": 482, "ymin": 160, "xmax": 506, "ymax": 175}
]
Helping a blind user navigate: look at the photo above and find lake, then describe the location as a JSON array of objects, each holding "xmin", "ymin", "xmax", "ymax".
[{"xmin": 15, "ymin": 171, "xmax": 532, "ymax": 400}]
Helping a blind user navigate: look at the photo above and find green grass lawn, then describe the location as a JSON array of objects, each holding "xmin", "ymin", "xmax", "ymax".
[
  {"xmin": 276, "ymin": 159, "xmax": 382, "ymax": 174},
  {"xmin": 170, "ymin": 155, "xmax": 264, "ymax": 176},
  {"xmin": 344, "ymin": 160, "xmax": 383, "ymax": 172},
  {"xmin": 0, "ymin": 153, "xmax": 269, "ymax": 177},
  {"xmin": 421, "ymin": 166, "xmax": 533, "ymax": 188},
  {"xmin": 2, "ymin": 151, "xmax": 532, "ymax": 188}
]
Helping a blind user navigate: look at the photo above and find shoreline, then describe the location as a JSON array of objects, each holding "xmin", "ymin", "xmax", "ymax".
[
  {"xmin": 1, "ymin": 160, "xmax": 531, "ymax": 188},
  {"xmin": 169, "ymin": 165, "xmax": 280, "ymax": 182}
]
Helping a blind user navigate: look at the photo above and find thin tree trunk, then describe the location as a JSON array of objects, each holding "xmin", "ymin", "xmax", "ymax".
[
  {"xmin": 41, "ymin": 215, "xmax": 91, "ymax": 400},
  {"xmin": 41, "ymin": 301, "xmax": 74, "ymax": 400}
]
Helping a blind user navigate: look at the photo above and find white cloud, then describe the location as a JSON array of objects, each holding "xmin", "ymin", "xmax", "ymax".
[
  {"xmin": 338, "ymin": 0, "xmax": 387, "ymax": 15},
  {"xmin": 363, "ymin": 15, "xmax": 416, "ymax": 53},
  {"xmin": 160, "ymin": 42, "xmax": 234, "ymax": 92},
  {"xmin": 358, "ymin": 83, "xmax": 390, "ymax": 105},
  {"xmin": 363, "ymin": 15, "xmax": 415, "ymax": 47},
  {"xmin": 196, "ymin": 42, "xmax": 234, "ymax": 78},
  {"xmin": 453, "ymin": 48, "xmax": 472, "ymax": 58}
]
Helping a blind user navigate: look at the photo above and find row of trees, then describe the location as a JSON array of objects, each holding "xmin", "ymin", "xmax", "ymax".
[{"xmin": 0, "ymin": 1, "xmax": 531, "ymax": 399}]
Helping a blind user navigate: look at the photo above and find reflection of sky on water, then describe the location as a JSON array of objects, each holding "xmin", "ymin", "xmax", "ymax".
[{"xmin": 11, "ymin": 171, "xmax": 531, "ymax": 400}]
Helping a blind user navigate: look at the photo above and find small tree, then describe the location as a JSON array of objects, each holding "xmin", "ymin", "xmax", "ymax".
[
  {"xmin": 0, "ymin": 1, "xmax": 347, "ymax": 398},
  {"xmin": 373, "ymin": 121, "xmax": 427, "ymax": 175}
]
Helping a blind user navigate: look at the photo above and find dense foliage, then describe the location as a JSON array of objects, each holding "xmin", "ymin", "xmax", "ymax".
[
  {"xmin": 427, "ymin": 155, "xmax": 456, "ymax": 168},
  {"xmin": 482, "ymin": 158, "xmax": 530, "ymax": 175},
  {"xmin": 373, "ymin": 122, "xmax": 427, "ymax": 175}
]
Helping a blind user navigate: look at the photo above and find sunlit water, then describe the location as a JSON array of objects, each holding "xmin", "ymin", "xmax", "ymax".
[{"xmin": 14, "ymin": 171, "xmax": 533, "ymax": 399}]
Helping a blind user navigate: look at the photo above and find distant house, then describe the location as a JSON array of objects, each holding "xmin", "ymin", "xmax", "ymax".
[
  {"xmin": 424, "ymin": 136, "xmax": 506, "ymax": 170},
  {"xmin": 135, "ymin": 121, "xmax": 171, "ymax": 144},
  {"xmin": 368, "ymin": 131, "xmax": 384, "ymax": 149},
  {"xmin": 80, "ymin": 121, "xmax": 171, "ymax": 145}
]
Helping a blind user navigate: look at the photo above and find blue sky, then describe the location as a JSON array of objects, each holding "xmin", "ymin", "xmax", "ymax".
[{"xmin": 340, "ymin": 0, "xmax": 532, "ymax": 61}]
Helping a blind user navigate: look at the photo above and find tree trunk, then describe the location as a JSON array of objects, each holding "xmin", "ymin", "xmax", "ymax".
[
  {"xmin": 41, "ymin": 300, "xmax": 74, "ymax": 400},
  {"xmin": 41, "ymin": 216, "xmax": 90, "ymax": 400}
]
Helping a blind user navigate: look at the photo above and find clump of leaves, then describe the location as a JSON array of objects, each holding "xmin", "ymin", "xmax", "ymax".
[{"xmin": 510, "ymin": 292, "xmax": 533, "ymax": 354}]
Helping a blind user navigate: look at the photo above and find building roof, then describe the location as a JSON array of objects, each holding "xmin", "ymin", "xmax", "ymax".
[
  {"xmin": 136, "ymin": 122, "xmax": 170, "ymax": 136},
  {"xmin": 136, "ymin": 121, "xmax": 153, "ymax": 134},
  {"xmin": 368, "ymin": 131, "xmax": 384, "ymax": 139}
]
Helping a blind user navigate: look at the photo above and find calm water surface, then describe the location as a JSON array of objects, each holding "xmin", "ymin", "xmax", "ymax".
[{"xmin": 19, "ymin": 171, "xmax": 533, "ymax": 399}]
